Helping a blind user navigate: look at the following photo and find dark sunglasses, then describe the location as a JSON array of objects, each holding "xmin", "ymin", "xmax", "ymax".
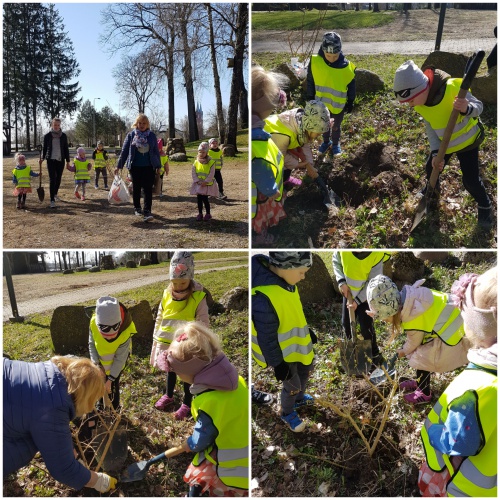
[
  {"xmin": 394, "ymin": 86, "xmax": 419, "ymax": 99},
  {"xmin": 97, "ymin": 322, "xmax": 120, "ymax": 333},
  {"xmin": 323, "ymin": 45, "xmax": 340, "ymax": 54}
]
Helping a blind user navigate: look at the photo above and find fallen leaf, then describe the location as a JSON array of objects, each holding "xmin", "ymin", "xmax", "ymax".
[
  {"xmin": 283, "ymin": 460, "xmax": 296, "ymax": 472},
  {"xmin": 318, "ymin": 482, "xmax": 331, "ymax": 496},
  {"xmin": 250, "ymin": 478, "xmax": 260, "ymax": 491}
]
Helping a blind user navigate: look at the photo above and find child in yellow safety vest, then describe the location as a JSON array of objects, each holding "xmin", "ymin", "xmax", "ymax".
[
  {"xmin": 190, "ymin": 142, "xmax": 219, "ymax": 221},
  {"xmin": 92, "ymin": 141, "xmax": 109, "ymax": 190},
  {"xmin": 393, "ymin": 60, "xmax": 492, "ymax": 228},
  {"xmin": 366, "ymin": 275, "xmax": 470, "ymax": 405},
  {"xmin": 88, "ymin": 296, "xmax": 136, "ymax": 410},
  {"xmin": 418, "ymin": 267, "xmax": 497, "ymax": 497},
  {"xmin": 12, "ymin": 153, "xmax": 40, "ymax": 209},
  {"xmin": 68, "ymin": 147, "xmax": 92, "ymax": 201},
  {"xmin": 209, "ymin": 138, "xmax": 226, "ymax": 200},
  {"xmin": 151, "ymin": 251, "xmax": 210, "ymax": 420},
  {"xmin": 157, "ymin": 138, "xmax": 169, "ymax": 198},
  {"xmin": 156, "ymin": 321, "xmax": 248, "ymax": 497}
]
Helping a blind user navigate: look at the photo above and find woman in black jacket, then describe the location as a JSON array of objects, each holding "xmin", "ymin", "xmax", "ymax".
[{"xmin": 39, "ymin": 117, "xmax": 70, "ymax": 208}]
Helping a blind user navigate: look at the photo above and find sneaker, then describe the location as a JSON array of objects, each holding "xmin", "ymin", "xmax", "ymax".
[
  {"xmin": 134, "ymin": 208, "xmax": 143, "ymax": 216},
  {"xmin": 196, "ymin": 213, "xmax": 203, "ymax": 221},
  {"xmin": 331, "ymin": 144, "xmax": 342, "ymax": 155},
  {"xmin": 20, "ymin": 202, "xmax": 26, "ymax": 209},
  {"xmin": 284, "ymin": 177, "xmax": 302, "ymax": 188},
  {"xmin": 318, "ymin": 141, "xmax": 332, "ymax": 154},
  {"xmin": 217, "ymin": 192, "xmax": 227, "ymax": 200},
  {"xmin": 74, "ymin": 191, "xmax": 81, "ymax": 199},
  {"xmin": 143, "ymin": 212, "xmax": 153, "ymax": 222},
  {"xmin": 16, "ymin": 202, "xmax": 21, "ymax": 209},
  {"xmin": 174, "ymin": 403, "xmax": 191, "ymax": 420},
  {"xmin": 294, "ymin": 394, "xmax": 315, "ymax": 409},
  {"xmin": 399, "ymin": 379, "xmax": 418, "ymax": 392},
  {"xmin": 54, "ymin": 196, "xmax": 61, "ymax": 202},
  {"xmin": 81, "ymin": 195, "xmax": 86, "ymax": 201},
  {"xmin": 154, "ymin": 394, "xmax": 174, "ymax": 411},
  {"xmin": 104, "ymin": 185, "xmax": 109, "ymax": 190},
  {"xmin": 281, "ymin": 411, "xmax": 306, "ymax": 432},
  {"xmin": 203, "ymin": 213, "xmax": 212, "ymax": 221},
  {"xmin": 94, "ymin": 185, "xmax": 99, "ymax": 190},
  {"xmin": 478, "ymin": 206, "xmax": 493, "ymax": 229},
  {"xmin": 50, "ymin": 201, "xmax": 56, "ymax": 208},
  {"xmin": 403, "ymin": 389, "xmax": 432, "ymax": 405},
  {"xmin": 251, "ymin": 387, "xmax": 274, "ymax": 405}
]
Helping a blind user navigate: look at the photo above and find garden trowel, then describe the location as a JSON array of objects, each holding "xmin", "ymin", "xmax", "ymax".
[{"xmin": 410, "ymin": 50, "xmax": 485, "ymax": 233}]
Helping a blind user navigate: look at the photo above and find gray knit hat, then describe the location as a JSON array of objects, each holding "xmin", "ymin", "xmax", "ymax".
[
  {"xmin": 367, "ymin": 275, "xmax": 401, "ymax": 320},
  {"xmin": 269, "ymin": 252, "xmax": 312, "ymax": 269},
  {"xmin": 393, "ymin": 60, "xmax": 429, "ymax": 103},
  {"xmin": 170, "ymin": 251, "xmax": 195, "ymax": 280},
  {"xmin": 95, "ymin": 296, "xmax": 122, "ymax": 337},
  {"xmin": 321, "ymin": 31, "xmax": 342, "ymax": 54}
]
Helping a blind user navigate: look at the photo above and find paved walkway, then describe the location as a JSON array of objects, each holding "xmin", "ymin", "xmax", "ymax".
[
  {"xmin": 3, "ymin": 264, "xmax": 247, "ymax": 321},
  {"xmin": 252, "ymin": 37, "xmax": 495, "ymax": 55}
]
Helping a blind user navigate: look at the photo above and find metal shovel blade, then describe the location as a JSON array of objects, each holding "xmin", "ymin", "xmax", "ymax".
[
  {"xmin": 93, "ymin": 422, "xmax": 128, "ymax": 474},
  {"xmin": 410, "ymin": 196, "xmax": 428, "ymax": 232},
  {"xmin": 120, "ymin": 459, "xmax": 152, "ymax": 483},
  {"xmin": 339, "ymin": 338, "xmax": 373, "ymax": 377},
  {"xmin": 369, "ymin": 353, "xmax": 398, "ymax": 385},
  {"xmin": 37, "ymin": 186, "xmax": 45, "ymax": 203}
]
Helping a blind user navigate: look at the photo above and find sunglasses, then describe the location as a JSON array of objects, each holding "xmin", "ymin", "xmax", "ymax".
[
  {"xmin": 97, "ymin": 322, "xmax": 120, "ymax": 333},
  {"xmin": 323, "ymin": 46, "xmax": 340, "ymax": 54},
  {"xmin": 394, "ymin": 86, "xmax": 419, "ymax": 99}
]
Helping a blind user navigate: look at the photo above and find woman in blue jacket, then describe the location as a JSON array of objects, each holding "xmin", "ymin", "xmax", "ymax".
[
  {"xmin": 115, "ymin": 113, "xmax": 161, "ymax": 222},
  {"xmin": 3, "ymin": 356, "xmax": 116, "ymax": 493}
]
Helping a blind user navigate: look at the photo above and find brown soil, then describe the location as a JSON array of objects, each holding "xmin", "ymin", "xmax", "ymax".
[{"xmin": 3, "ymin": 152, "xmax": 248, "ymax": 249}]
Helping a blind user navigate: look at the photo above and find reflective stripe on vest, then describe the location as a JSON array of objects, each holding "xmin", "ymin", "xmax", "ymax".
[
  {"xmin": 311, "ymin": 55, "xmax": 356, "ymax": 115},
  {"xmin": 74, "ymin": 159, "xmax": 90, "ymax": 181},
  {"xmin": 421, "ymin": 368, "xmax": 497, "ymax": 497},
  {"xmin": 251, "ymin": 284, "xmax": 313, "ymax": 367},
  {"xmin": 153, "ymin": 289, "xmax": 205, "ymax": 345},
  {"xmin": 414, "ymin": 78, "xmax": 481, "ymax": 154},
  {"xmin": 402, "ymin": 290, "xmax": 464, "ymax": 346},
  {"xmin": 194, "ymin": 159, "xmax": 215, "ymax": 185},
  {"xmin": 94, "ymin": 151, "xmax": 106, "ymax": 169},
  {"xmin": 13, "ymin": 166, "xmax": 32, "ymax": 188},
  {"xmin": 251, "ymin": 138, "xmax": 284, "ymax": 219},
  {"xmin": 264, "ymin": 114, "xmax": 301, "ymax": 149},
  {"xmin": 90, "ymin": 316, "xmax": 135, "ymax": 375},
  {"xmin": 209, "ymin": 149, "xmax": 223, "ymax": 170},
  {"xmin": 340, "ymin": 252, "xmax": 390, "ymax": 293},
  {"xmin": 191, "ymin": 376, "xmax": 249, "ymax": 489}
]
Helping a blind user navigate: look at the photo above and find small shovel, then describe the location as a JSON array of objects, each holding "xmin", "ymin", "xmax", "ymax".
[
  {"xmin": 120, "ymin": 445, "xmax": 185, "ymax": 483},
  {"xmin": 368, "ymin": 353, "xmax": 398, "ymax": 385},
  {"xmin": 36, "ymin": 144, "xmax": 45, "ymax": 202},
  {"xmin": 410, "ymin": 50, "xmax": 485, "ymax": 233}
]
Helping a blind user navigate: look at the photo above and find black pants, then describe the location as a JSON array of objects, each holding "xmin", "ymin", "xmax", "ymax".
[
  {"xmin": 17, "ymin": 194, "xmax": 27, "ymax": 203},
  {"xmin": 322, "ymin": 110, "xmax": 345, "ymax": 146},
  {"xmin": 166, "ymin": 371, "xmax": 192, "ymax": 407},
  {"xmin": 197, "ymin": 195, "xmax": 210, "ymax": 215},
  {"xmin": 96, "ymin": 374, "xmax": 122, "ymax": 410},
  {"xmin": 47, "ymin": 159, "xmax": 65, "ymax": 201},
  {"xmin": 214, "ymin": 169, "xmax": 224, "ymax": 194},
  {"xmin": 130, "ymin": 165, "xmax": 155, "ymax": 213},
  {"xmin": 95, "ymin": 167, "xmax": 108, "ymax": 187},
  {"xmin": 416, "ymin": 370, "xmax": 431, "ymax": 396},
  {"xmin": 341, "ymin": 298, "xmax": 380, "ymax": 358},
  {"xmin": 425, "ymin": 147, "xmax": 490, "ymax": 208}
]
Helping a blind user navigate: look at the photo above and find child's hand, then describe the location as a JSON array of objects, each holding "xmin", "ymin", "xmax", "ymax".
[
  {"xmin": 453, "ymin": 97, "xmax": 468, "ymax": 113},
  {"xmin": 201, "ymin": 181, "xmax": 208, "ymax": 187},
  {"xmin": 397, "ymin": 349, "xmax": 406, "ymax": 358},
  {"xmin": 431, "ymin": 155, "xmax": 445, "ymax": 171},
  {"xmin": 268, "ymin": 191, "xmax": 281, "ymax": 201},
  {"xmin": 105, "ymin": 379, "xmax": 112, "ymax": 394}
]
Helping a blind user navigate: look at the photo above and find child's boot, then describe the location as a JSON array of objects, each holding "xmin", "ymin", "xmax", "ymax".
[
  {"xmin": 196, "ymin": 213, "xmax": 203, "ymax": 221},
  {"xmin": 203, "ymin": 213, "xmax": 212, "ymax": 221},
  {"xmin": 294, "ymin": 393, "xmax": 314, "ymax": 409},
  {"xmin": 74, "ymin": 190, "xmax": 81, "ymax": 199},
  {"xmin": 174, "ymin": 403, "xmax": 191, "ymax": 420},
  {"xmin": 154, "ymin": 394, "xmax": 174, "ymax": 410},
  {"xmin": 281, "ymin": 411, "xmax": 306, "ymax": 432}
]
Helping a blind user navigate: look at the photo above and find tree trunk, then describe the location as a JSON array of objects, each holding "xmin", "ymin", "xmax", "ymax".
[{"xmin": 180, "ymin": 22, "xmax": 198, "ymax": 142}]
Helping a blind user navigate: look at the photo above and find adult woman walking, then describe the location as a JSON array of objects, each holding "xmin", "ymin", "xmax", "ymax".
[
  {"xmin": 40, "ymin": 117, "xmax": 70, "ymax": 208},
  {"xmin": 3, "ymin": 355, "xmax": 117, "ymax": 493},
  {"xmin": 115, "ymin": 113, "xmax": 161, "ymax": 222}
]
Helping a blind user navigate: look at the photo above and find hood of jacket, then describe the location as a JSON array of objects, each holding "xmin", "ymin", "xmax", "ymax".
[
  {"xmin": 252, "ymin": 254, "xmax": 295, "ymax": 292},
  {"xmin": 423, "ymin": 67, "xmax": 450, "ymax": 106},
  {"xmin": 400, "ymin": 281, "xmax": 435, "ymax": 323},
  {"xmin": 190, "ymin": 352, "xmax": 239, "ymax": 394},
  {"xmin": 468, "ymin": 342, "xmax": 497, "ymax": 372}
]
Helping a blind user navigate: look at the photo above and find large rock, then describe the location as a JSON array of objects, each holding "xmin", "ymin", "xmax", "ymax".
[
  {"xmin": 50, "ymin": 306, "xmax": 89, "ymax": 354},
  {"xmin": 88, "ymin": 266, "xmax": 101, "ymax": 273},
  {"xmin": 453, "ymin": 251, "xmax": 497, "ymax": 266},
  {"xmin": 170, "ymin": 152, "xmax": 188, "ymax": 162},
  {"xmin": 101, "ymin": 255, "xmax": 115, "ymax": 270},
  {"xmin": 126, "ymin": 300, "xmax": 155, "ymax": 339},
  {"xmin": 471, "ymin": 67, "xmax": 497, "ymax": 104},
  {"xmin": 355, "ymin": 69, "xmax": 385, "ymax": 94},
  {"xmin": 297, "ymin": 253, "xmax": 335, "ymax": 305},
  {"xmin": 62, "ymin": 269, "xmax": 74, "ymax": 275},
  {"xmin": 166, "ymin": 138, "xmax": 186, "ymax": 155},
  {"xmin": 422, "ymin": 51, "xmax": 468, "ymax": 78},
  {"xmin": 413, "ymin": 251, "xmax": 449, "ymax": 264},
  {"xmin": 391, "ymin": 252, "xmax": 425, "ymax": 287},
  {"xmin": 139, "ymin": 258, "xmax": 151, "ymax": 267},
  {"xmin": 219, "ymin": 287, "xmax": 248, "ymax": 311},
  {"xmin": 222, "ymin": 144, "xmax": 236, "ymax": 157},
  {"xmin": 126, "ymin": 260, "xmax": 137, "ymax": 269}
]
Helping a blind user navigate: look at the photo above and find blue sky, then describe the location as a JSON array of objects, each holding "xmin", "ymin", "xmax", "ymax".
[{"xmin": 54, "ymin": 2, "xmax": 234, "ymax": 128}]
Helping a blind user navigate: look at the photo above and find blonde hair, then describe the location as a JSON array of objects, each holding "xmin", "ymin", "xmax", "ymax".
[
  {"xmin": 251, "ymin": 65, "xmax": 288, "ymax": 104},
  {"xmin": 52, "ymin": 117, "xmax": 61, "ymax": 125},
  {"xmin": 169, "ymin": 322, "xmax": 221, "ymax": 363},
  {"xmin": 51, "ymin": 356, "xmax": 105, "ymax": 416},
  {"xmin": 474, "ymin": 267, "xmax": 497, "ymax": 311},
  {"xmin": 132, "ymin": 113, "xmax": 150, "ymax": 130},
  {"xmin": 387, "ymin": 310, "xmax": 403, "ymax": 344}
]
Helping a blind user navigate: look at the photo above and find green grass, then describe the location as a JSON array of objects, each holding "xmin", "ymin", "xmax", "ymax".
[{"xmin": 252, "ymin": 9, "xmax": 396, "ymax": 31}]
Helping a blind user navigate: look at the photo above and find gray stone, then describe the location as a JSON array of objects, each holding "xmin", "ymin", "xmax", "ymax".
[
  {"xmin": 222, "ymin": 144, "xmax": 236, "ymax": 157},
  {"xmin": 166, "ymin": 138, "xmax": 186, "ymax": 155},
  {"xmin": 422, "ymin": 51, "xmax": 468, "ymax": 79},
  {"xmin": 76, "ymin": 267, "xmax": 87, "ymax": 272},
  {"xmin": 139, "ymin": 258, "xmax": 151, "ymax": 267},
  {"xmin": 355, "ymin": 69, "xmax": 385, "ymax": 94},
  {"xmin": 471, "ymin": 67, "xmax": 497, "ymax": 104},
  {"xmin": 273, "ymin": 62, "xmax": 302, "ymax": 87},
  {"xmin": 126, "ymin": 260, "xmax": 137, "ymax": 268},
  {"xmin": 50, "ymin": 306, "xmax": 89, "ymax": 355},
  {"xmin": 169, "ymin": 153, "xmax": 188, "ymax": 162},
  {"xmin": 62, "ymin": 269, "xmax": 74, "ymax": 275},
  {"xmin": 391, "ymin": 252, "xmax": 425, "ymax": 288},
  {"xmin": 453, "ymin": 251, "xmax": 497, "ymax": 266},
  {"xmin": 413, "ymin": 251, "xmax": 449, "ymax": 264},
  {"xmin": 88, "ymin": 266, "xmax": 101, "ymax": 273},
  {"xmin": 219, "ymin": 287, "xmax": 248, "ymax": 311},
  {"xmin": 297, "ymin": 253, "xmax": 335, "ymax": 305},
  {"xmin": 101, "ymin": 255, "xmax": 115, "ymax": 270},
  {"xmin": 127, "ymin": 300, "xmax": 155, "ymax": 339}
]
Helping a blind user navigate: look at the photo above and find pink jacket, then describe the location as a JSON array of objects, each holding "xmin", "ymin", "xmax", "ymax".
[
  {"xmin": 190, "ymin": 158, "xmax": 219, "ymax": 196},
  {"xmin": 399, "ymin": 281, "xmax": 469, "ymax": 373}
]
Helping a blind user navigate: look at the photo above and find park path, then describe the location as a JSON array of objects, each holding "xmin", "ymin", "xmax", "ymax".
[{"xmin": 3, "ymin": 259, "xmax": 248, "ymax": 321}]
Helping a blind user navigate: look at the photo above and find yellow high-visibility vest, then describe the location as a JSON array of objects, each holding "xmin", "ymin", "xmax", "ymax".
[
  {"xmin": 159, "ymin": 154, "xmax": 169, "ymax": 176},
  {"xmin": 194, "ymin": 159, "xmax": 215, "ymax": 185},
  {"xmin": 74, "ymin": 159, "xmax": 90, "ymax": 181},
  {"xmin": 421, "ymin": 367, "xmax": 497, "ymax": 497},
  {"xmin": 340, "ymin": 252, "xmax": 390, "ymax": 293},
  {"xmin": 311, "ymin": 55, "xmax": 356, "ymax": 115},
  {"xmin": 191, "ymin": 376, "xmax": 249, "ymax": 490},
  {"xmin": 94, "ymin": 151, "xmax": 106, "ymax": 169},
  {"xmin": 415, "ymin": 78, "xmax": 481, "ymax": 154},
  {"xmin": 264, "ymin": 114, "xmax": 301, "ymax": 149},
  {"xmin": 209, "ymin": 149, "xmax": 223, "ymax": 170},
  {"xmin": 12, "ymin": 166, "xmax": 32, "ymax": 188}
]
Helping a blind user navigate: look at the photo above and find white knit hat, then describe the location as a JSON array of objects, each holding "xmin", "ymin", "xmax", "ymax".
[
  {"xmin": 393, "ymin": 60, "xmax": 429, "ymax": 103},
  {"xmin": 367, "ymin": 275, "xmax": 401, "ymax": 320},
  {"xmin": 95, "ymin": 296, "xmax": 122, "ymax": 336}
]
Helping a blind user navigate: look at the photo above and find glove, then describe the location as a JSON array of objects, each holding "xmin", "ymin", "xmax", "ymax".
[
  {"xmin": 344, "ymin": 100, "xmax": 354, "ymax": 113},
  {"xmin": 274, "ymin": 360, "xmax": 292, "ymax": 381},
  {"xmin": 309, "ymin": 328, "xmax": 318, "ymax": 344},
  {"xmin": 93, "ymin": 472, "xmax": 117, "ymax": 493}
]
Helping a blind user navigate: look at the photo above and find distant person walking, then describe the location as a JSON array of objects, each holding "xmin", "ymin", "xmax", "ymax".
[
  {"xmin": 92, "ymin": 141, "xmax": 109, "ymax": 190},
  {"xmin": 115, "ymin": 113, "xmax": 161, "ymax": 222},
  {"xmin": 40, "ymin": 117, "xmax": 70, "ymax": 209}
]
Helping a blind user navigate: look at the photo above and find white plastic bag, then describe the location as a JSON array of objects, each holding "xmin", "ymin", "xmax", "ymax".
[
  {"xmin": 290, "ymin": 57, "xmax": 309, "ymax": 80},
  {"xmin": 108, "ymin": 175, "xmax": 130, "ymax": 204}
]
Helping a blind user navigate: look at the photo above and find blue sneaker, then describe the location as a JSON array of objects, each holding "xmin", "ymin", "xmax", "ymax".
[
  {"xmin": 318, "ymin": 141, "xmax": 332, "ymax": 154},
  {"xmin": 281, "ymin": 411, "xmax": 306, "ymax": 432},
  {"xmin": 294, "ymin": 394, "xmax": 315, "ymax": 409},
  {"xmin": 331, "ymin": 144, "xmax": 342, "ymax": 155}
]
